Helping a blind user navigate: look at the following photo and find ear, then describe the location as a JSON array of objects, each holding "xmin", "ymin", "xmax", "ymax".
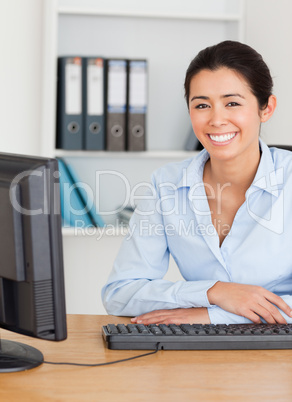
[{"xmin": 260, "ymin": 95, "xmax": 277, "ymax": 122}]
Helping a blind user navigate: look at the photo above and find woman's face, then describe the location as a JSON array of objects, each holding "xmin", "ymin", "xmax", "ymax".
[{"xmin": 188, "ymin": 67, "xmax": 272, "ymax": 162}]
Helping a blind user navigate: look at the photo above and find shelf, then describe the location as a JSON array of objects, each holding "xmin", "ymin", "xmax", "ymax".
[
  {"xmin": 58, "ymin": 7, "xmax": 241, "ymax": 22},
  {"xmin": 54, "ymin": 149, "xmax": 200, "ymax": 159}
]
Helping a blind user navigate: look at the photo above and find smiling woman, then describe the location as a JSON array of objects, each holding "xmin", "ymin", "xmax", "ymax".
[
  {"xmin": 102, "ymin": 41, "xmax": 292, "ymax": 327},
  {"xmin": 185, "ymin": 42, "xmax": 277, "ymax": 247},
  {"xmin": 186, "ymin": 42, "xmax": 276, "ymax": 169}
]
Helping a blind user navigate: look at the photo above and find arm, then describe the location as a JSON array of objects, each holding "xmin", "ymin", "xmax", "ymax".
[
  {"xmin": 209, "ymin": 294, "xmax": 292, "ymax": 324},
  {"xmin": 129, "ymin": 294, "xmax": 292, "ymax": 325},
  {"xmin": 207, "ymin": 282, "xmax": 292, "ymax": 324},
  {"xmin": 102, "ymin": 216, "xmax": 217, "ymax": 316},
  {"xmin": 208, "ymin": 298, "xmax": 292, "ymax": 325},
  {"xmin": 102, "ymin": 174, "xmax": 217, "ymax": 317}
]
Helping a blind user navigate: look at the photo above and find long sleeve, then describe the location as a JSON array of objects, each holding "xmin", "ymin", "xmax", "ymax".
[
  {"xmin": 102, "ymin": 170, "xmax": 217, "ymax": 317},
  {"xmin": 208, "ymin": 295, "xmax": 292, "ymax": 324}
]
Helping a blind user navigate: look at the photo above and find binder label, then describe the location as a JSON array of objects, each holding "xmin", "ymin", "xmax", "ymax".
[
  {"xmin": 87, "ymin": 58, "xmax": 104, "ymax": 116},
  {"xmin": 108, "ymin": 60, "xmax": 127, "ymax": 113},
  {"xmin": 65, "ymin": 58, "xmax": 82, "ymax": 115},
  {"xmin": 129, "ymin": 60, "xmax": 147, "ymax": 114}
]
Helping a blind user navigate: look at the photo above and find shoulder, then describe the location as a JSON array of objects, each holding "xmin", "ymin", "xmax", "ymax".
[
  {"xmin": 151, "ymin": 150, "xmax": 208, "ymax": 187},
  {"xmin": 151, "ymin": 157, "xmax": 194, "ymax": 188},
  {"xmin": 266, "ymin": 146, "xmax": 292, "ymax": 191},
  {"xmin": 269, "ymin": 146, "xmax": 292, "ymax": 171},
  {"xmin": 153, "ymin": 157, "xmax": 192, "ymax": 179}
]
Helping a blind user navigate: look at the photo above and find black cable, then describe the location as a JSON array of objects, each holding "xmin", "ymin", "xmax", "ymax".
[{"xmin": 0, "ymin": 342, "xmax": 161, "ymax": 367}]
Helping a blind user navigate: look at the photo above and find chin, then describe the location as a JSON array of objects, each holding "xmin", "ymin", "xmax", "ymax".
[{"xmin": 207, "ymin": 147, "xmax": 238, "ymax": 161}]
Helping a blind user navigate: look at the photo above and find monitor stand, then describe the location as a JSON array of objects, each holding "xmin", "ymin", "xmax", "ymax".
[{"xmin": 0, "ymin": 337, "xmax": 44, "ymax": 372}]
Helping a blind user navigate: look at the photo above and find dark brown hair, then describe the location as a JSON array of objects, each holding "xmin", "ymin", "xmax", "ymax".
[{"xmin": 184, "ymin": 40, "xmax": 273, "ymax": 110}]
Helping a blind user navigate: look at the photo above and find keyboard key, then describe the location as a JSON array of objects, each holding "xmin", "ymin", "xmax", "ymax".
[
  {"xmin": 180, "ymin": 325, "xmax": 197, "ymax": 335},
  {"xmin": 206, "ymin": 328, "xmax": 217, "ymax": 335},
  {"xmin": 107, "ymin": 324, "xmax": 119, "ymax": 334},
  {"xmin": 169, "ymin": 324, "xmax": 184, "ymax": 335},
  {"xmin": 127, "ymin": 324, "xmax": 139, "ymax": 334},
  {"xmin": 136, "ymin": 324, "xmax": 150, "ymax": 334},
  {"xmin": 159, "ymin": 324, "xmax": 173, "ymax": 335},
  {"xmin": 117, "ymin": 324, "xmax": 128, "ymax": 334},
  {"xmin": 149, "ymin": 326, "xmax": 163, "ymax": 335}
]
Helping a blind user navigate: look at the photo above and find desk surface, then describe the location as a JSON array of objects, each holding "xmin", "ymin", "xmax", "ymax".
[{"xmin": 0, "ymin": 315, "xmax": 292, "ymax": 401}]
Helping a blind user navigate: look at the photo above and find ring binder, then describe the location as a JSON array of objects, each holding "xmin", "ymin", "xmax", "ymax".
[
  {"xmin": 105, "ymin": 59, "xmax": 127, "ymax": 151},
  {"xmin": 127, "ymin": 60, "xmax": 147, "ymax": 151},
  {"xmin": 56, "ymin": 57, "xmax": 83, "ymax": 150},
  {"xmin": 83, "ymin": 57, "xmax": 105, "ymax": 150}
]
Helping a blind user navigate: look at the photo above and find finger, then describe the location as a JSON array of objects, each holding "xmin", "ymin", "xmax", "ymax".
[
  {"xmin": 132, "ymin": 311, "xmax": 171, "ymax": 324},
  {"xmin": 132, "ymin": 309, "xmax": 178, "ymax": 323},
  {"xmin": 258, "ymin": 301, "xmax": 287, "ymax": 324},
  {"xmin": 139, "ymin": 315, "xmax": 187, "ymax": 326},
  {"xmin": 131, "ymin": 310, "xmax": 167, "ymax": 322},
  {"xmin": 254, "ymin": 304, "xmax": 278, "ymax": 324},
  {"xmin": 136, "ymin": 314, "xmax": 170, "ymax": 325},
  {"xmin": 241, "ymin": 309, "xmax": 262, "ymax": 324},
  {"xmin": 263, "ymin": 292, "xmax": 292, "ymax": 318},
  {"xmin": 134, "ymin": 309, "xmax": 183, "ymax": 325},
  {"xmin": 131, "ymin": 310, "xmax": 162, "ymax": 322}
]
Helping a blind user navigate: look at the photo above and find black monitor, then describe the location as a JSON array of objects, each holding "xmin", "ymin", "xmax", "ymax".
[{"xmin": 0, "ymin": 152, "xmax": 67, "ymax": 372}]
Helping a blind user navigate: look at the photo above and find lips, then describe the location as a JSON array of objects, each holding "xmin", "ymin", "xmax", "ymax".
[{"xmin": 208, "ymin": 132, "xmax": 238, "ymax": 144}]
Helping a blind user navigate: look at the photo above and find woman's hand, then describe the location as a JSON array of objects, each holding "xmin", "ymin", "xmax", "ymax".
[
  {"xmin": 207, "ymin": 282, "xmax": 292, "ymax": 324},
  {"xmin": 131, "ymin": 307, "xmax": 210, "ymax": 325}
]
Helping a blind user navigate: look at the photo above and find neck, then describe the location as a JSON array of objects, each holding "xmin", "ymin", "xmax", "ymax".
[{"xmin": 205, "ymin": 145, "xmax": 261, "ymax": 191}]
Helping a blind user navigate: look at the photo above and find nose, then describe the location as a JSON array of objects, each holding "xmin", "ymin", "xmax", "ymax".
[{"xmin": 209, "ymin": 106, "xmax": 228, "ymax": 127}]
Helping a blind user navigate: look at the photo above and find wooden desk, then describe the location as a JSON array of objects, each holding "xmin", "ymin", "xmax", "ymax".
[{"xmin": 0, "ymin": 315, "xmax": 292, "ymax": 401}]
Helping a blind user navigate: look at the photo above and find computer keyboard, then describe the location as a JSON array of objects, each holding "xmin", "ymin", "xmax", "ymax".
[{"xmin": 102, "ymin": 323, "xmax": 292, "ymax": 350}]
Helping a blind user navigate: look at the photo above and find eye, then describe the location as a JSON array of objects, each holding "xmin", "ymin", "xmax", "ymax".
[
  {"xmin": 226, "ymin": 102, "xmax": 240, "ymax": 107},
  {"xmin": 195, "ymin": 104, "xmax": 210, "ymax": 109}
]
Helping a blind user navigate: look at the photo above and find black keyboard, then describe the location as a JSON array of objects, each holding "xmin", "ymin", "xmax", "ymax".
[{"xmin": 102, "ymin": 323, "xmax": 292, "ymax": 350}]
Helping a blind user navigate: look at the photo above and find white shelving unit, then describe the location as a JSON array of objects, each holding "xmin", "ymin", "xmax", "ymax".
[
  {"xmin": 41, "ymin": 0, "xmax": 245, "ymax": 157},
  {"xmin": 40, "ymin": 0, "xmax": 245, "ymax": 314}
]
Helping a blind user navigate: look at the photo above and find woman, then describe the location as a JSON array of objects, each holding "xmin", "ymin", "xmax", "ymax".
[{"xmin": 102, "ymin": 41, "xmax": 292, "ymax": 325}]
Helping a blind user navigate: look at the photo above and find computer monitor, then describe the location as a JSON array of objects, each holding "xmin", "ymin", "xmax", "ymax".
[{"xmin": 0, "ymin": 152, "xmax": 67, "ymax": 372}]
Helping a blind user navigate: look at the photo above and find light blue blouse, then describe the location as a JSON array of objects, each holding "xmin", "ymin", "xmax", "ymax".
[{"xmin": 102, "ymin": 140, "xmax": 292, "ymax": 324}]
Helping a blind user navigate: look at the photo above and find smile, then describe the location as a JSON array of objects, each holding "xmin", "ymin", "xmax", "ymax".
[{"xmin": 208, "ymin": 132, "xmax": 237, "ymax": 143}]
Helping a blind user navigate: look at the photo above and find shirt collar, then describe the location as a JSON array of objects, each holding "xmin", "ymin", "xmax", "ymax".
[
  {"xmin": 177, "ymin": 139, "xmax": 280, "ymax": 197},
  {"xmin": 177, "ymin": 148, "xmax": 209, "ymax": 189},
  {"xmin": 251, "ymin": 138, "xmax": 280, "ymax": 197}
]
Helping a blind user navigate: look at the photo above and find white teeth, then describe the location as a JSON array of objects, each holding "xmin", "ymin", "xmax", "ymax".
[{"xmin": 209, "ymin": 133, "xmax": 236, "ymax": 142}]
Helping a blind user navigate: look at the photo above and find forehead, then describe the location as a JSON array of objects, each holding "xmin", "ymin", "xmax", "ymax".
[{"xmin": 189, "ymin": 67, "xmax": 251, "ymax": 96}]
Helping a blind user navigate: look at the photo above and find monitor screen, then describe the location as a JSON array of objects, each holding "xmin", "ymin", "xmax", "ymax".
[{"xmin": 0, "ymin": 152, "xmax": 67, "ymax": 372}]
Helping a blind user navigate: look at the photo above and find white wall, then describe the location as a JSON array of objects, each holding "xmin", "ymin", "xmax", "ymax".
[
  {"xmin": 0, "ymin": 0, "xmax": 43, "ymax": 155},
  {"xmin": 245, "ymin": 0, "xmax": 292, "ymax": 146},
  {"xmin": 2, "ymin": 1, "xmax": 291, "ymax": 155}
]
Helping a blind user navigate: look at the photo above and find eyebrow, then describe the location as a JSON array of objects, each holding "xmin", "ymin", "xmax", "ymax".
[{"xmin": 190, "ymin": 93, "xmax": 245, "ymax": 103}]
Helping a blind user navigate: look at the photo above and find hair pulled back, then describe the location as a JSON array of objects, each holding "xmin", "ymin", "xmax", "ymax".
[{"xmin": 184, "ymin": 40, "xmax": 273, "ymax": 110}]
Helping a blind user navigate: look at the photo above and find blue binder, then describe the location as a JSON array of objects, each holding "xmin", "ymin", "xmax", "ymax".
[{"xmin": 58, "ymin": 158, "xmax": 105, "ymax": 228}]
